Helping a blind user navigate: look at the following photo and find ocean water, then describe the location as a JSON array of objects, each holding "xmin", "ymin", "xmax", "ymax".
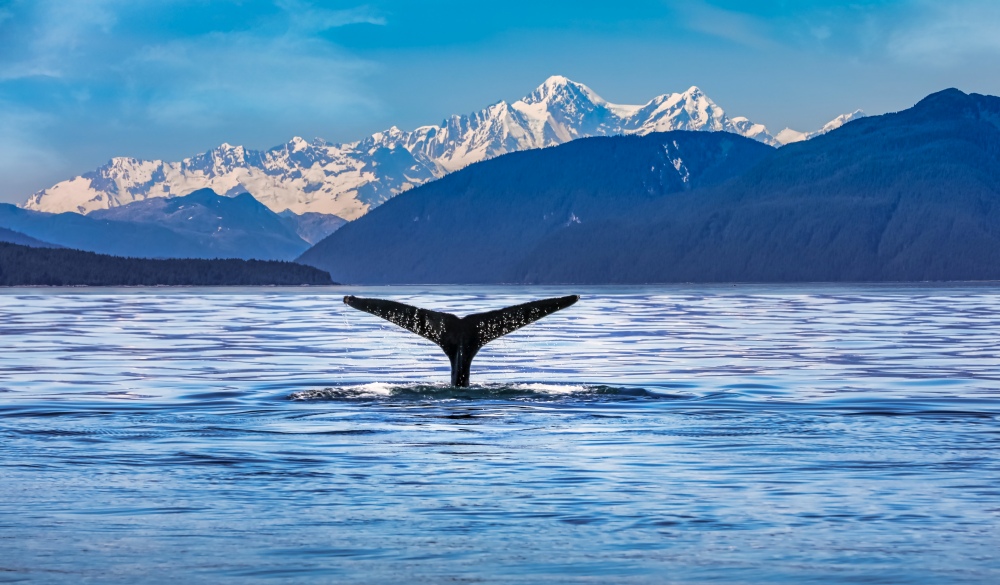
[{"xmin": 1, "ymin": 285, "xmax": 998, "ymax": 584}]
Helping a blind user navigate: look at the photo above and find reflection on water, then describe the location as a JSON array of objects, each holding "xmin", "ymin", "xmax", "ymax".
[{"xmin": 1, "ymin": 284, "xmax": 999, "ymax": 584}]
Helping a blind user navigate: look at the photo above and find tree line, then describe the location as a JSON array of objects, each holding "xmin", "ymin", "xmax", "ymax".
[{"xmin": 0, "ymin": 242, "xmax": 334, "ymax": 286}]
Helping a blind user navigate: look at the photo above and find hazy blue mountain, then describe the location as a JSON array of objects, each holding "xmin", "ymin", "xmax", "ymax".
[
  {"xmin": 297, "ymin": 131, "xmax": 775, "ymax": 283},
  {"xmin": 90, "ymin": 189, "xmax": 310, "ymax": 260},
  {"xmin": 0, "ymin": 227, "xmax": 59, "ymax": 248},
  {"xmin": 514, "ymin": 88, "xmax": 1000, "ymax": 282},
  {"xmin": 1, "ymin": 189, "xmax": 315, "ymax": 260},
  {"xmin": 0, "ymin": 203, "xmax": 210, "ymax": 258},
  {"xmin": 278, "ymin": 210, "xmax": 348, "ymax": 245}
]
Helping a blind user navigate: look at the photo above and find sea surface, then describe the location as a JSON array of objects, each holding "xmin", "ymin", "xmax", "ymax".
[{"xmin": 1, "ymin": 285, "xmax": 999, "ymax": 584}]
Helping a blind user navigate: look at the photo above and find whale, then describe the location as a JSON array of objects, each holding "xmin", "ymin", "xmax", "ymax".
[{"xmin": 343, "ymin": 295, "xmax": 579, "ymax": 387}]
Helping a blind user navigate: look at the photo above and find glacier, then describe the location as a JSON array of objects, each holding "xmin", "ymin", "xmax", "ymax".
[{"xmin": 21, "ymin": 76, "xmax": 855, "ymax": 219}]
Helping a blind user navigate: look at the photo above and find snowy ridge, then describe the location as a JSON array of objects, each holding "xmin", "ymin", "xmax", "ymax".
[
  {"xmin": 22, "ymin": 76, "xmax": 855, "ymax": 218},
  {"xmin": 22, "ymin": 139, "xmax": 435, "ymax": 220},
  {"xmin": 775, "ymin": 109, "xmax": 866, "ymax": 145}
]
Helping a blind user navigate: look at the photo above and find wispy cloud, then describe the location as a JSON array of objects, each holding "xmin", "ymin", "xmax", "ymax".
[
  {"xmin": 132, "ymin": 31, "xmax": 378, "ymax": 128},
  {"xmin": 0, "ymin": 0, "xmax": 384, "ymax": 127},
  {"xmin": 126, "ymin": 1, "xmax": 385, "ymax": 129},
  {"xmin": 665, "ymin": 0, "xmax": 1000, "ymax": 66},
  {"xmin": 670, "ymin": 1, "xmax": 779, "ymax": 50},
  {"xmin": 277, "ymin": 1, "xmax": 387, "ymax": 33},
  {"xmin": 887, "ymin": 0, "xmax": 1000, "ymax": 65},
  {"xmin": 0, "ymin": 0, "xmax": 387, "ymax": 201},
  {"xmin": 0, "ymin": 0, "xmax": 120, "ymax": 80}
]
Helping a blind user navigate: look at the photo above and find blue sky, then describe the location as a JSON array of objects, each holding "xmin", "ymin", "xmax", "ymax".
[{"xmin": 3, "ymin": 0, "xmax": 1000, "ymax": 203}]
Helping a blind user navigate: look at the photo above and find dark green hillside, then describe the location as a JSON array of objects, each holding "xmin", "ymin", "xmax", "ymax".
[{"xmin": 0, "ymin": 242, "xmax": 333, "ymax": 286}]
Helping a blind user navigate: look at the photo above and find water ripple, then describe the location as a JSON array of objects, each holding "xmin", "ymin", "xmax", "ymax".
[{"xmin": 1, "ymin": 284, "xmax": 999, "ymax": 583}]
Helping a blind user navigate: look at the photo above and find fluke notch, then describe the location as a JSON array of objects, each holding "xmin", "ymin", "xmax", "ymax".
[{"xmin": 343, "ymin": 295, "xmax": 579, "ymax": 387}]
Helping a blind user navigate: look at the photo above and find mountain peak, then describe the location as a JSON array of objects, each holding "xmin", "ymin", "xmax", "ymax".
[
  {"xmin": 537, "ymin": 75, "xmax": 579, "ymax": 93},
  {"xmin": 542, "ymin": 74, "xmax": 571, "ymax": 86},
  {"xmin": 912, "ymin": 88, "xmax": 972, "ymax": 113},
  {"xmin": 521, "ymin": 75, "xmax": 606, "ymax": 107},
  {"xmin": 287, "ymin": 136, "xmax": 310, "ymax": 152}
]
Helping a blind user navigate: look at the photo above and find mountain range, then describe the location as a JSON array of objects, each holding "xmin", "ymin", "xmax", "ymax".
[
  {"xmin": 298, "ymin": 88, "xmax": 1000, "ymax": 283},
  {"xmin": 21, "ymin": 76, "xmax": 859, "ymax": 220}
]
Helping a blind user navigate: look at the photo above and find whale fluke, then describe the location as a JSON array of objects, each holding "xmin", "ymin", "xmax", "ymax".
[{"xmin": 343, "ymin": 295, "xmax": 579, "ymax": 387}]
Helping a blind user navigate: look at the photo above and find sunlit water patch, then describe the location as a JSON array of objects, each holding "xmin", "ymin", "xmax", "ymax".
[{"xmin": 1, "ymin": 284, "xmax": 999, "ymax": 583}]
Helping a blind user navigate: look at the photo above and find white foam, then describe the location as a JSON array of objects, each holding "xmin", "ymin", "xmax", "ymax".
[
  {"xmin": 289, "ymin": 382, "xmax": 398, "ymax": 400},
  {"xmin": 288, "ymin": 382, "xmax": 596, "ymax": 401},
  {"xmin": 509, "ymin": 383, "xmax": 590, "ymax": 394}
]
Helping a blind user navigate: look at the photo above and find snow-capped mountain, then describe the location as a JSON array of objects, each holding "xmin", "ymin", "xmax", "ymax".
[
  {"xmin": 23, "ymin": 138, "xmax": 436, "ymax": 220},
  {"xmin": 775, "ymin": 110, "xmax": 866, "ymax": 144},
  {"xmin": 22, "ymin": 76, "xmax": 852, "ymax": 218}
]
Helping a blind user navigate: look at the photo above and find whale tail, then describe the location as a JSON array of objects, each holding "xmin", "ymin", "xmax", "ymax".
[{"xmin": 343, "ymin": 295, "xmax": 579, "ymax": 387}]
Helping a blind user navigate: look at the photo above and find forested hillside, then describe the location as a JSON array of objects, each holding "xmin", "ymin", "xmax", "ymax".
[{"xmin": 0, "ymin": 242, "xmax": 333, "ymax": 286}]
